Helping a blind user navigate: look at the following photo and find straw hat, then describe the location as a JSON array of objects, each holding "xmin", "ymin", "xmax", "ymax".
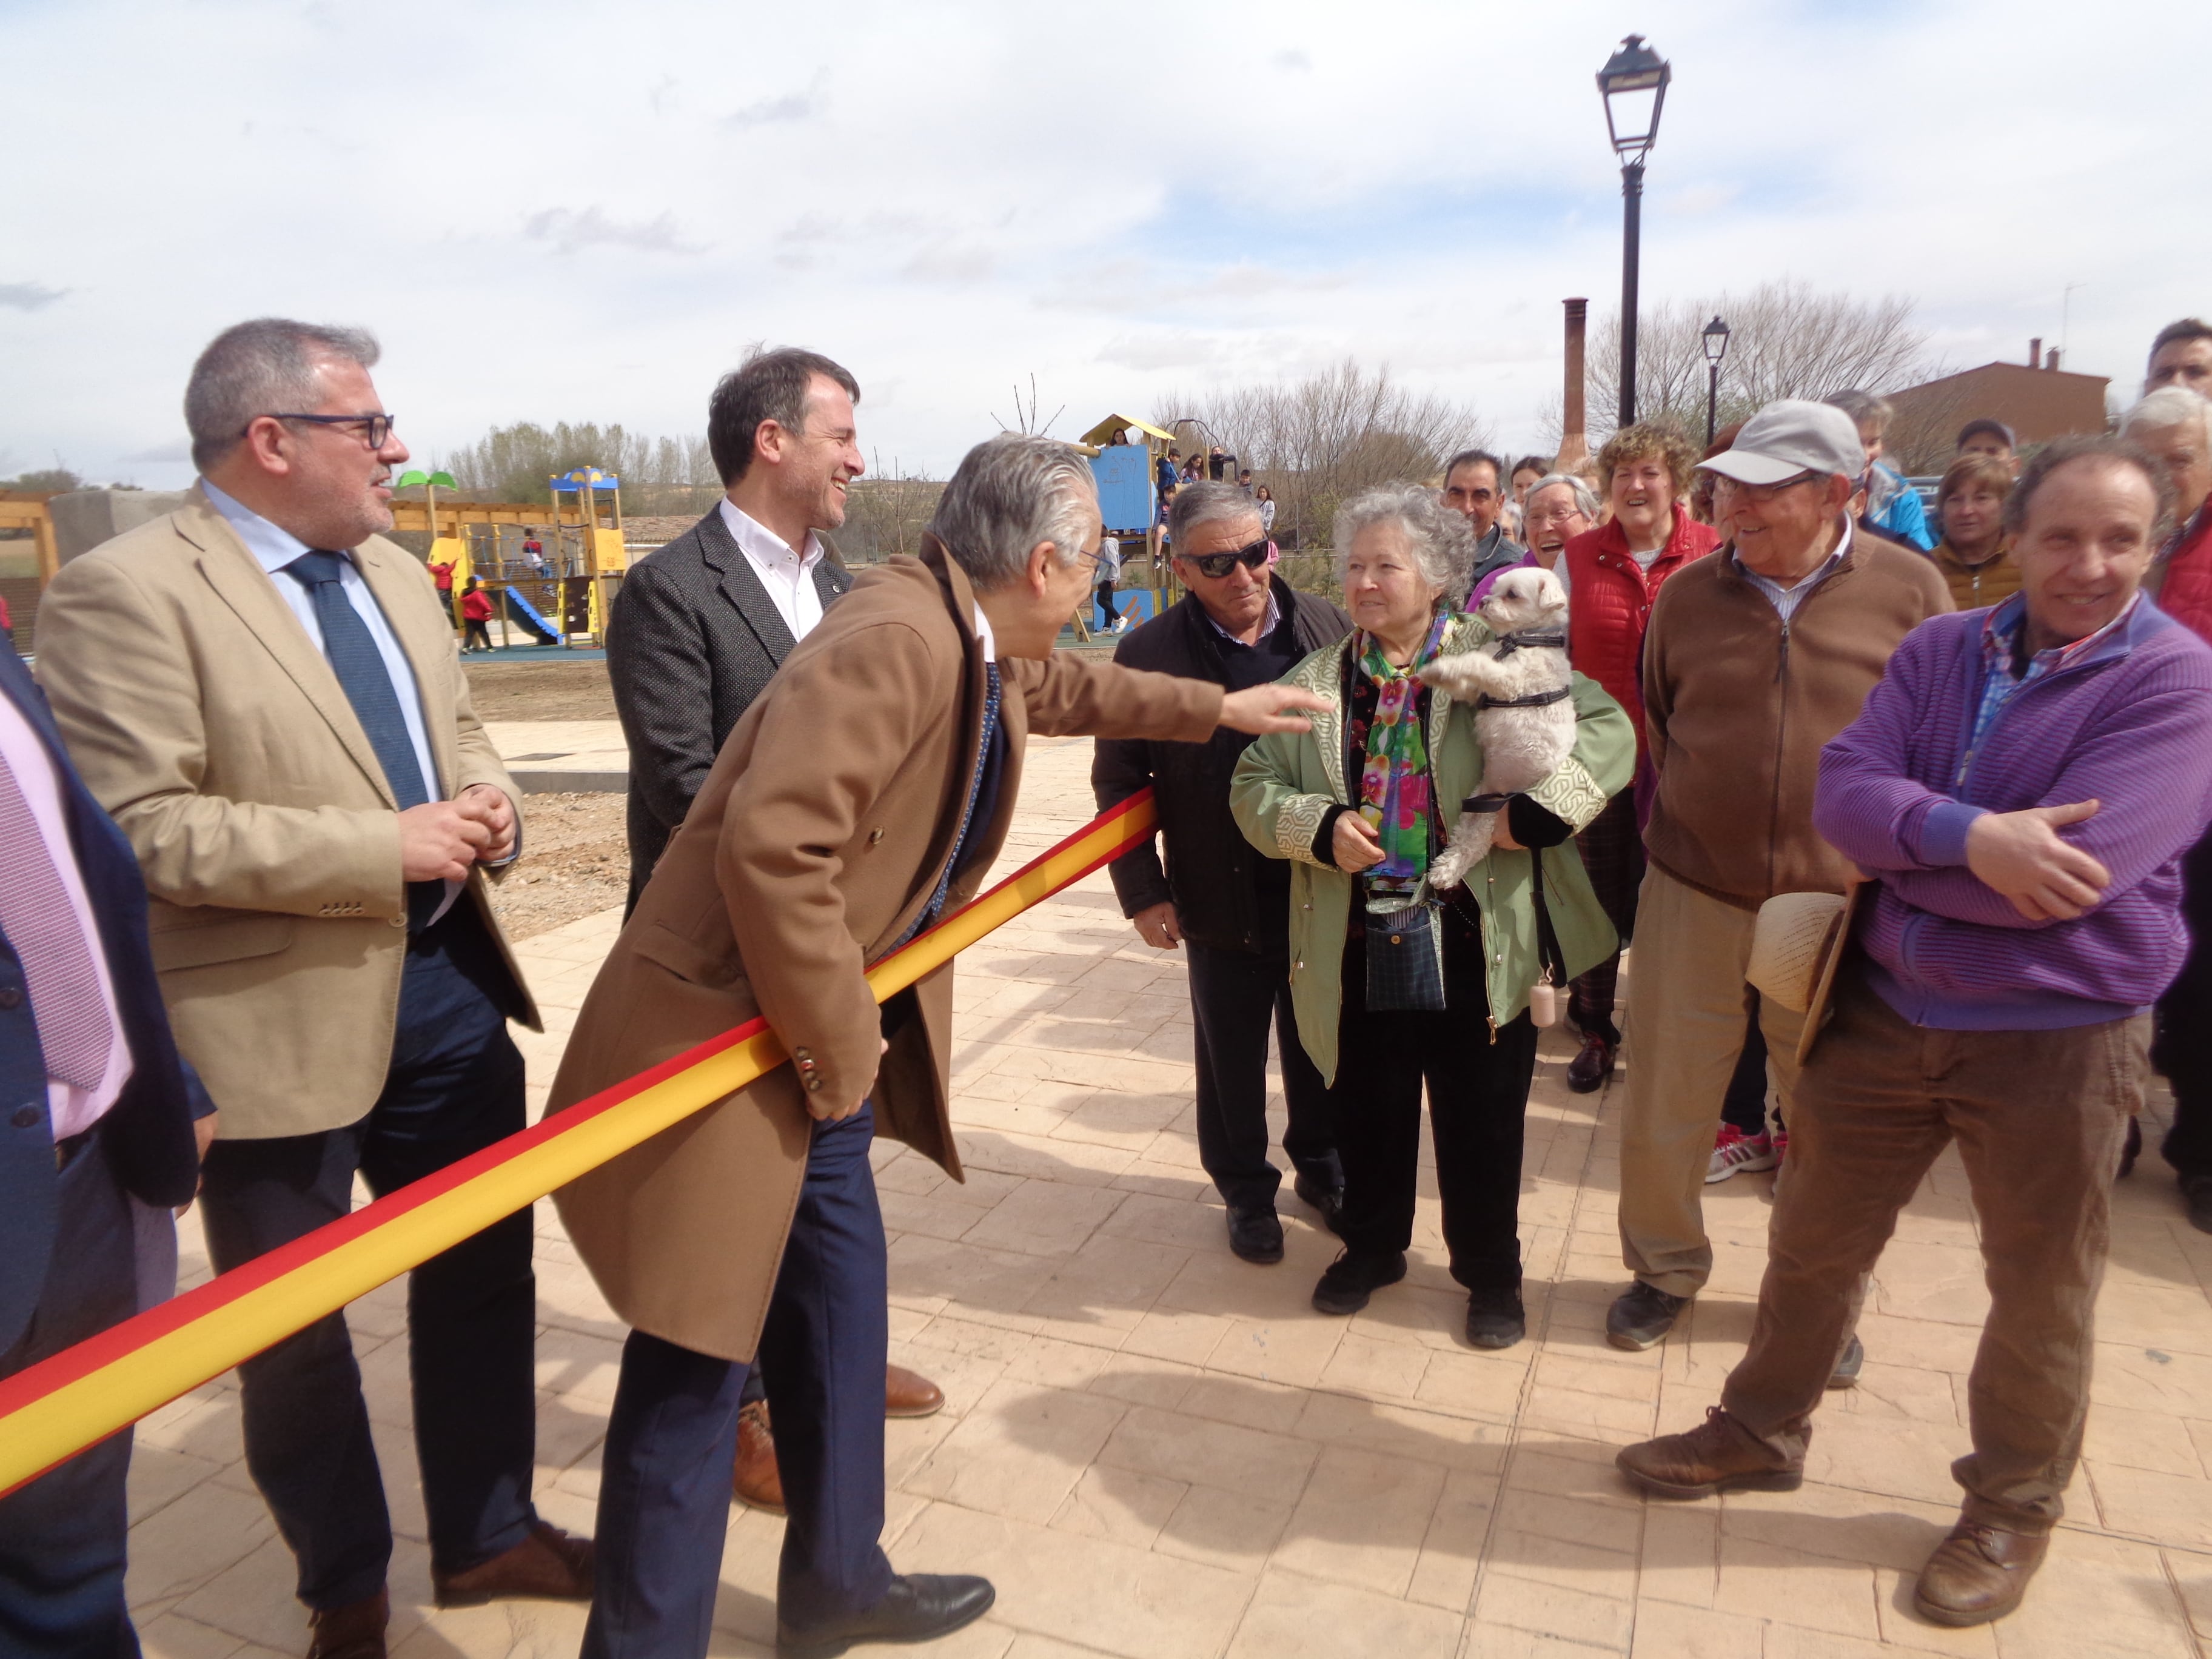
[{"xmin": 1746, "ymin": 893, "xmax": 1848, "ymax": 1014}]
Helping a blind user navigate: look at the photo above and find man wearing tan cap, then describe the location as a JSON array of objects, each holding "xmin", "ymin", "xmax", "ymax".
[{"xmin": 1606, "ymin": 400, "xmax": 1948, "ymax": 1353}]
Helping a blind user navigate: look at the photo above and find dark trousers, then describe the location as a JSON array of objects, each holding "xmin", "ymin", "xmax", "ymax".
[
  {"xmin": 198, "ymin": 906, "xmax": 537, "ymax": 1610},
  {"xmin": 1094, "ymin": 581, "xmax": 1118, "ymax": 631},
  {"xmin": 1186, "ymin": 935, "xmax": 1339, "ymax": 1212},
  {"xmin": 0, "ymin": 1134, "xmax": 140, "ymax": 1659},
  {"xmin": 1567, "ymin": 792, "xmax": 1641, "ymax": 1042},
  {"xmin": 463, "ymin": 620, "xmax": 492, "ymax": 651},
  {"xmin": 1720, "ymin": 1009, "xmax": 1771, "ymax": 1137},
  {"xmin": 1330, "ymin": 921, "xmax": 1541, "ymax": 1290},
  {"xmin": 2159, "ymin": 825, "xmax": 2212, "ymax": 1179},
  {"xmin": 583, "ymin": 1107, "xmax": 892, "ymax": 1659}
]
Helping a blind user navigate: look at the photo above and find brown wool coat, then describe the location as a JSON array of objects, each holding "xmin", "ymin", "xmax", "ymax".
[
  {"xmin": 549, "ymin": 540, "xmax": 1223, "ymax": 1361},
  {"xmin": 1640, "ymin": 523, "xmax": 1951, "ymax": 910}
]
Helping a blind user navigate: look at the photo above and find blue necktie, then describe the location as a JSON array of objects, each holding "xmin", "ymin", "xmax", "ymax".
[
  {"xmin": 899, "ymin": 664, "xmax": 1002, "ymax": 947},
  {"xmin": 285, "ymin": 551, "xmax": 442, "ymax": 928}
]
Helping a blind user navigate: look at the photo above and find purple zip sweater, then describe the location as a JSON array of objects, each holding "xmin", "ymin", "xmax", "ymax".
[{"xmin": 1814, "ymin": 594, "xmax": 2212, "ymax": 1029}]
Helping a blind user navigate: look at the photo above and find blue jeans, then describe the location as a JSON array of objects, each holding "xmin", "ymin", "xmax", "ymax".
[{"xmin": 583, "ymin": 1105, "xmax": 893, "ymax": 1659}]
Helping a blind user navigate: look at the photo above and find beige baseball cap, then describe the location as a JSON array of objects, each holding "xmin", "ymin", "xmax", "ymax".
[{"xmin": 1698, "ymin": 400, "xmax": 1867, "ymax": 486}]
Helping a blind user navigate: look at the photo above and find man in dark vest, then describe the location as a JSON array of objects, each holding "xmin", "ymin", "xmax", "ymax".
[{"xmin": 1094, "ymin": 481, "xmax": 1352, "ymax": 1263}]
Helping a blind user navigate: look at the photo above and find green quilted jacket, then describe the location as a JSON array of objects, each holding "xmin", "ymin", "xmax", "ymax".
[{"xmin": 1228, "ymin": 614, "xmax": 1634, "ymax": 1084}]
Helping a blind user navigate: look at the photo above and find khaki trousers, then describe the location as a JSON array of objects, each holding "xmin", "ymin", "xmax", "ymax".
[
  {"xmin": 1618, "ymin": 865, "xmax": 1806, "ymax": 1296},
  {"xmin": 1722, "ymin": 969, "xmax": 2146, "ymax": 1532}
]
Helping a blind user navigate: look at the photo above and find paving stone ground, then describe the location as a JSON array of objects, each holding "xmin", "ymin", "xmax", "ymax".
[{"xmin": 126, "ymin": 737, "xmax": 2212, "ymax": 1658}]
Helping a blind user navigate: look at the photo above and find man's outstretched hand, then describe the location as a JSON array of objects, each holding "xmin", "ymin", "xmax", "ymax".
[
  {"xmin": 1219, "ymin": 684, "xmax": 1330, "ymax": 734},
  {"xmin": 1965, "ymin": 799, "xmax": 2111, "ymax": 920}
]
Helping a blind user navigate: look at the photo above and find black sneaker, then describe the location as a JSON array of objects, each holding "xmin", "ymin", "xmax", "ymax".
[
  {"xmin": 2184, "ymin": 1175, "xmax": 2212, "ymax": 1236},
  {"xmin": 1293, "ymin": 1171, "xmax": 1346, "ymax": 1235},
  {"xmin": 1606, "ymin": 1281, "xmax": 1689, "ymax": 1351},
  {"xmin": 1312, "ymin": 1249, "xmax": 1407, "ymax": 1315},
  {"xmin": 1226, "ymin": 1204, "xmax": 1285, "ymax": 1264},
  {"xmin": 1464, "ymin": 1286, "xmax": 1526, "ymax": 1349}
]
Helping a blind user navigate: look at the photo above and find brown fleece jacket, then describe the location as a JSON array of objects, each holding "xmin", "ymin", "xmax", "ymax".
[{"xmin": 1640, "ymin": 524, "xmax": 1952, "ymax": 909}]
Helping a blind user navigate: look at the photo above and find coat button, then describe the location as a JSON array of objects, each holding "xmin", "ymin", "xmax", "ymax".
[
  {"xmin": 794, "ymin": 1047, "xmax": 811, "ymax": 1061},
  {"xmin": 390, "ymin": 914, "xmax": 407, "ymax": 928},
  {"xmin": 0, "ymin": 987, "xmax": 19, "ymax": 1010},
  {"xmin": 868, "ymin": 828, "xmax": 885, "ymax": 845},
  {"xmin": 1390, "ymin": 934, "xmax": 1403, "ymax": 945},
  {"xmin": 10, "ymin": 1105, "xmax": 38, "ymax": 1129},
  {"xmin": 806, "ymin": 1076, "xmax": 823, "ymax": 1093}
]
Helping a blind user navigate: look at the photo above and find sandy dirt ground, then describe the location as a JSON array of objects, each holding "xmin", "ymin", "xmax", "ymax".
[
  {"xmin": 464, "ymin": 659, "xmax": 618, "ymax": 722},
  {"xmin": 488, "ymin": 791, "xmax": 629, "ymax": 940}
]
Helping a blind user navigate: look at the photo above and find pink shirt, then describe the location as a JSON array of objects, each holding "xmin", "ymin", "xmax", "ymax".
[{"xmin": 0, "ymin": 694, "xmax": 132, "ymax": 1138}]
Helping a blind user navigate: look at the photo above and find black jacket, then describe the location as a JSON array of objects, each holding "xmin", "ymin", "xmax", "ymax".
[
  {"xmin": 1091, "ymin": 578, "xmax": 1352, "ymax": 951},
  {"xmin": 608, "ymin": 508, "xmax": 854, "ymax": 907}
]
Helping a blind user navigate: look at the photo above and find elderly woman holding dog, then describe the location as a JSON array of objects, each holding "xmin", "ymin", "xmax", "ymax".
[{"xmin": 1230, "ymin": 484, "xmax": 1633, "ymax": 1348}]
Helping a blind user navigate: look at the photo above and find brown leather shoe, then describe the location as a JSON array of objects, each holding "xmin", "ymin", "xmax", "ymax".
[
  {"xmin": 1566, "ymin": 1032, "xmax": 1616, "ymax": 1094},
  {"xmin": 1913, "ymin": 1519, "xmax": 2048, "ymax": 1626},
  {"xmin": 733, "ymin": 1398, "xmax": 786, "ymax": 1513},
  {"xmin": 431, "ymin": 1520, "xmax": 594, "ymax": 1607},
  {"xmin": 885, "ymin": 1363, "xmax": 945, "ymax": 1418},
  {"xmin": 1616, "ymin": 1407, "xmax": 1804, "ymax": 1499},
  {"xmin": 306, "ymin": 1588, "xmax": 387, "ymax": 1659}
]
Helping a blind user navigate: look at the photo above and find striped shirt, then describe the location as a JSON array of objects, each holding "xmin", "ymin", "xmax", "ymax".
[{"xmin": 1734, "ymin": 518, "xmax": 1852, "ymax": 623}]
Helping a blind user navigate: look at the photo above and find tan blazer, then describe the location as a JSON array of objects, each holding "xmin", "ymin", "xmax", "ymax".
[
  {"xmin": 550, "ymin": 540, "xmax": 1222, "ymax": 1361},
  {"xmin": 32, "ymin": 484, "xmax": 537, "ymax": 1139}
]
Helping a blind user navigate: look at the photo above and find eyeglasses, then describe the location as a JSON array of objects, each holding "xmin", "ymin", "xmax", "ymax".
[
  {"xmin": 1728, "ymin": 471, "xmax": 1822, "ymax": 503},
  {"xmin": 1179, "ymin": 537, "xmax": 1272, "ymax": 580},
  {"xmin": 250, "ymin": 412, "xmax": 398, "ymax": 449}
]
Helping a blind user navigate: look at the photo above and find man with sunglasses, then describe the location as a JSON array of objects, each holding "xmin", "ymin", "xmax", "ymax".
[
  {"xmin": 1094, "ymin": 481, "xmax": 1352, "ymax": 1261},
  {"xmin": 1606, "ymin": 400, "xmax": 1949, "ymax": 1355},
  {"xmin": 35, "ymin": 320, "xmax": 590, "ymax": 1658}
]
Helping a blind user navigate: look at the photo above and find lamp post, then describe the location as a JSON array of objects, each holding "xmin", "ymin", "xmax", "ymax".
[
  {"xmin": 1597, "ymin": 34, "xmax": 1671, "ymax": 431},
  {"xmin": 1700, "ymin": 315, "xmax": 1732, "ymax": 445}
]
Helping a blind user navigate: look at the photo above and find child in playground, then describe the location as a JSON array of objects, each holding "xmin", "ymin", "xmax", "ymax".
[{"xmin": 461, "ymin": 576, "xmax": 495, "ymax": 652}]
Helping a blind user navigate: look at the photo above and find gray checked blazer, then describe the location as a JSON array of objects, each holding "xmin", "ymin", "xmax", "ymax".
[{"xmin": 608, "ymin": 506, "xmax": 855, "ymax": 905}]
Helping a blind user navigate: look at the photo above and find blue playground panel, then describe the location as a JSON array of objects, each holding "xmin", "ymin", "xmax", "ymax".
[
  {"xmin": 500, "ymin": 586, "xmax": 560, "ymax": 644},
  {"xmin": 1089, "ymin": 446, "xmax": 1155, "ymax": 535}
]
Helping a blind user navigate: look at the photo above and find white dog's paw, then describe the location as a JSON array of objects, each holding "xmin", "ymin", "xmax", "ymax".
[{"xmin": 1419, "ymin": 652, "xmax": 1501, "ymax": 698}]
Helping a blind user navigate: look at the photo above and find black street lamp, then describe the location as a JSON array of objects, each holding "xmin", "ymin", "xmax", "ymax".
[
  {"xmin": 1597, "ymin": 33, "xmax": 1672, "ymax": 430},
  {"xmin": 1701, "ymin": 314, "xmax": 1732, "ymax": 444}
]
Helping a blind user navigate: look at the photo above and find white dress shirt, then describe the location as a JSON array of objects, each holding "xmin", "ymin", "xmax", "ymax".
[
  {"xmin": 0, "ymin": 695, "xmax": 132, "ymax": 1138},
  {"xmin": 719, "ymin": 499, "xmax": 827, "ymax": 643},
  {"xmin": 203, "ymin": 480, "xmax": 441, "ymax": 804}
]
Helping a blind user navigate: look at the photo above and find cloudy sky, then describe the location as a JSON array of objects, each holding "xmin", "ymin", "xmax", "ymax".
[{"xmin": 4, "ymin": 0, "xmax": 2204, "ymax": 488}]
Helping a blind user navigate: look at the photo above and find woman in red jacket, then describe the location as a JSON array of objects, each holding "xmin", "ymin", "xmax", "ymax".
[{"xmin": 1560, "ymin": 424, "xmax": 1720, "ymax": 1090}]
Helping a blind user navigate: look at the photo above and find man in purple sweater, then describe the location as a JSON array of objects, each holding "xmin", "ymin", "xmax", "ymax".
[{"xmin": 1615, "ymin": 435, "xmax": 2212, "ymax": 1628}]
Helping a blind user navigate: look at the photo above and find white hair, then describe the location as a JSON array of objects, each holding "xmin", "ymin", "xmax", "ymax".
[
  {"xmin": 1332, "ymin": 483, "xmax": 1474, "ymax": 600},
  {"xmin": 2122, "ymin": 385, "xmax": 2212, "ymax": 446},
  {"xmin": 928, "ymin": 434, "xmax": 1098, "ymax": 592},
  {"xmin": 1523, "ymin": 472, "xmax": 1600, "ymax": 522}
]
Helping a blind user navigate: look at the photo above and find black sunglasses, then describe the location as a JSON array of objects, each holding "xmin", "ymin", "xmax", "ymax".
[
  {"xmin": 250, "ymin": 412, "xmax": 398, "ymax": 449},
  {"xmin": 1181, "ymin": 537, "xmax": 1272, "ymax": 580}
]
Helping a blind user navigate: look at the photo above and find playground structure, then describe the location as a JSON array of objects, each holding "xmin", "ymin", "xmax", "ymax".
[
  {"xmin": 392, "ymin": 466, "xmax": 631, "ymax": 649},
  {"xmin": 1073, "ymin": 414, "xmax": 1182, "ymax": 640}
]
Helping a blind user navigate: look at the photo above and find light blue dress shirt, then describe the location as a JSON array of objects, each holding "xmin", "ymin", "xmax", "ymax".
[{"xmin": 203, "ymin": 480, "xmax": 441, "ymax": 804}]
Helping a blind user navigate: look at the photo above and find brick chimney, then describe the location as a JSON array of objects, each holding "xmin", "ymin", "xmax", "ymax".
[
  {"xmin": 1559, "ymin": 298, "xmax": 1590, "ymax": 467},
  {"xmin": 2046, "ymin": 347, "xmax": 2061, "ymax": 371},
  {"xmin": 2029, "ymin": 337, "xmax": 2042, "ymax": 369}
]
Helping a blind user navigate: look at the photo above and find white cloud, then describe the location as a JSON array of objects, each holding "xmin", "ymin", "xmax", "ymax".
[{"xmin": 1, "ymin": 0, "xmax": 2205, "ymax": 484}]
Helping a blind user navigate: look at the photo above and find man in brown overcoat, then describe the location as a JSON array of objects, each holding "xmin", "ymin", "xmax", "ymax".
[{"xmin": 550, "ymin": 433, "xmax": 1323, "ymax": 1658}]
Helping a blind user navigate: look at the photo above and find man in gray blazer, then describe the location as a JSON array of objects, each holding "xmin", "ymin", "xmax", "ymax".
[
  {"xmin": 609, "ymin": 347, "xmax": 860, "ymax": 910},
  {"xmin": 605, "ymin": 346, "xmax": 942, "ymax": 1508}
]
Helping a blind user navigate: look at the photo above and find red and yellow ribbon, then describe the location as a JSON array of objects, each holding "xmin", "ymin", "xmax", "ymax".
[{"xmin": 0, "ymin": 789, "xmax": 1160, "ymax": 1498}]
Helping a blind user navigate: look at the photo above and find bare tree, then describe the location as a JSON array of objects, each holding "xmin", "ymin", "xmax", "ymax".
[
  {"xmin": 1574, "ymin": 281, "xmax": 1939, "ymax": 448},
  {"xmin": 993, "ymin": 374, "xmax": 1065, "ymax": 438},
  {"xmin": 838, "ymin": 453, "xmax": 944, "ymax": 564},
  {"xmin": 1156, "ymin": 359, "xmax": 1488, "ymax": 549},
  {"xmin": 441, "ymin": 421, "xmax": 720, "ymax": 514}
]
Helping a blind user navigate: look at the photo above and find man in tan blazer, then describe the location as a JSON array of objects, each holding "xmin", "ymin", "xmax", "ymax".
[
  {"xmin": 34, "ymin": 320, "xmax": 592, "ymax": 1659},
  {"xmin": 551, "ymin": 433, "xmax": 1323, "ymax": 1658}
]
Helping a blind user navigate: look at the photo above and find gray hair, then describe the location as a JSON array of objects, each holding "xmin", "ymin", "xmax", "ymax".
[
  {"xmin": 185, "ymin": 318, "xmax": 381, "ymax": 472},
  {"xmin": 1523, "ymin": 471, "xmax": 1600, "ymax": 522},
  {"xmin": 1168, "ymin": 480, "xmax": 1261, "ymax": 549},
  {"xmin": 1332, "ymin": 483, "xmax": 1473, "ymax": 601},
  {"xmin": 928, "ymin": 433, "xmax": 1098, "ymax": 593},
  {"xmin": 2122, "ymin": 385, "xmax": 2212, "ymax": 446},
  {"xmin": 1825, "ymin": 389, "xmax": 1894, "ymax": 432}
]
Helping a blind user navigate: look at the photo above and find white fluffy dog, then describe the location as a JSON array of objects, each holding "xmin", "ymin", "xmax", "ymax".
[{"xmin": 1418, "ymin": 565, "xmax": 1575, "ymax": 891}]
